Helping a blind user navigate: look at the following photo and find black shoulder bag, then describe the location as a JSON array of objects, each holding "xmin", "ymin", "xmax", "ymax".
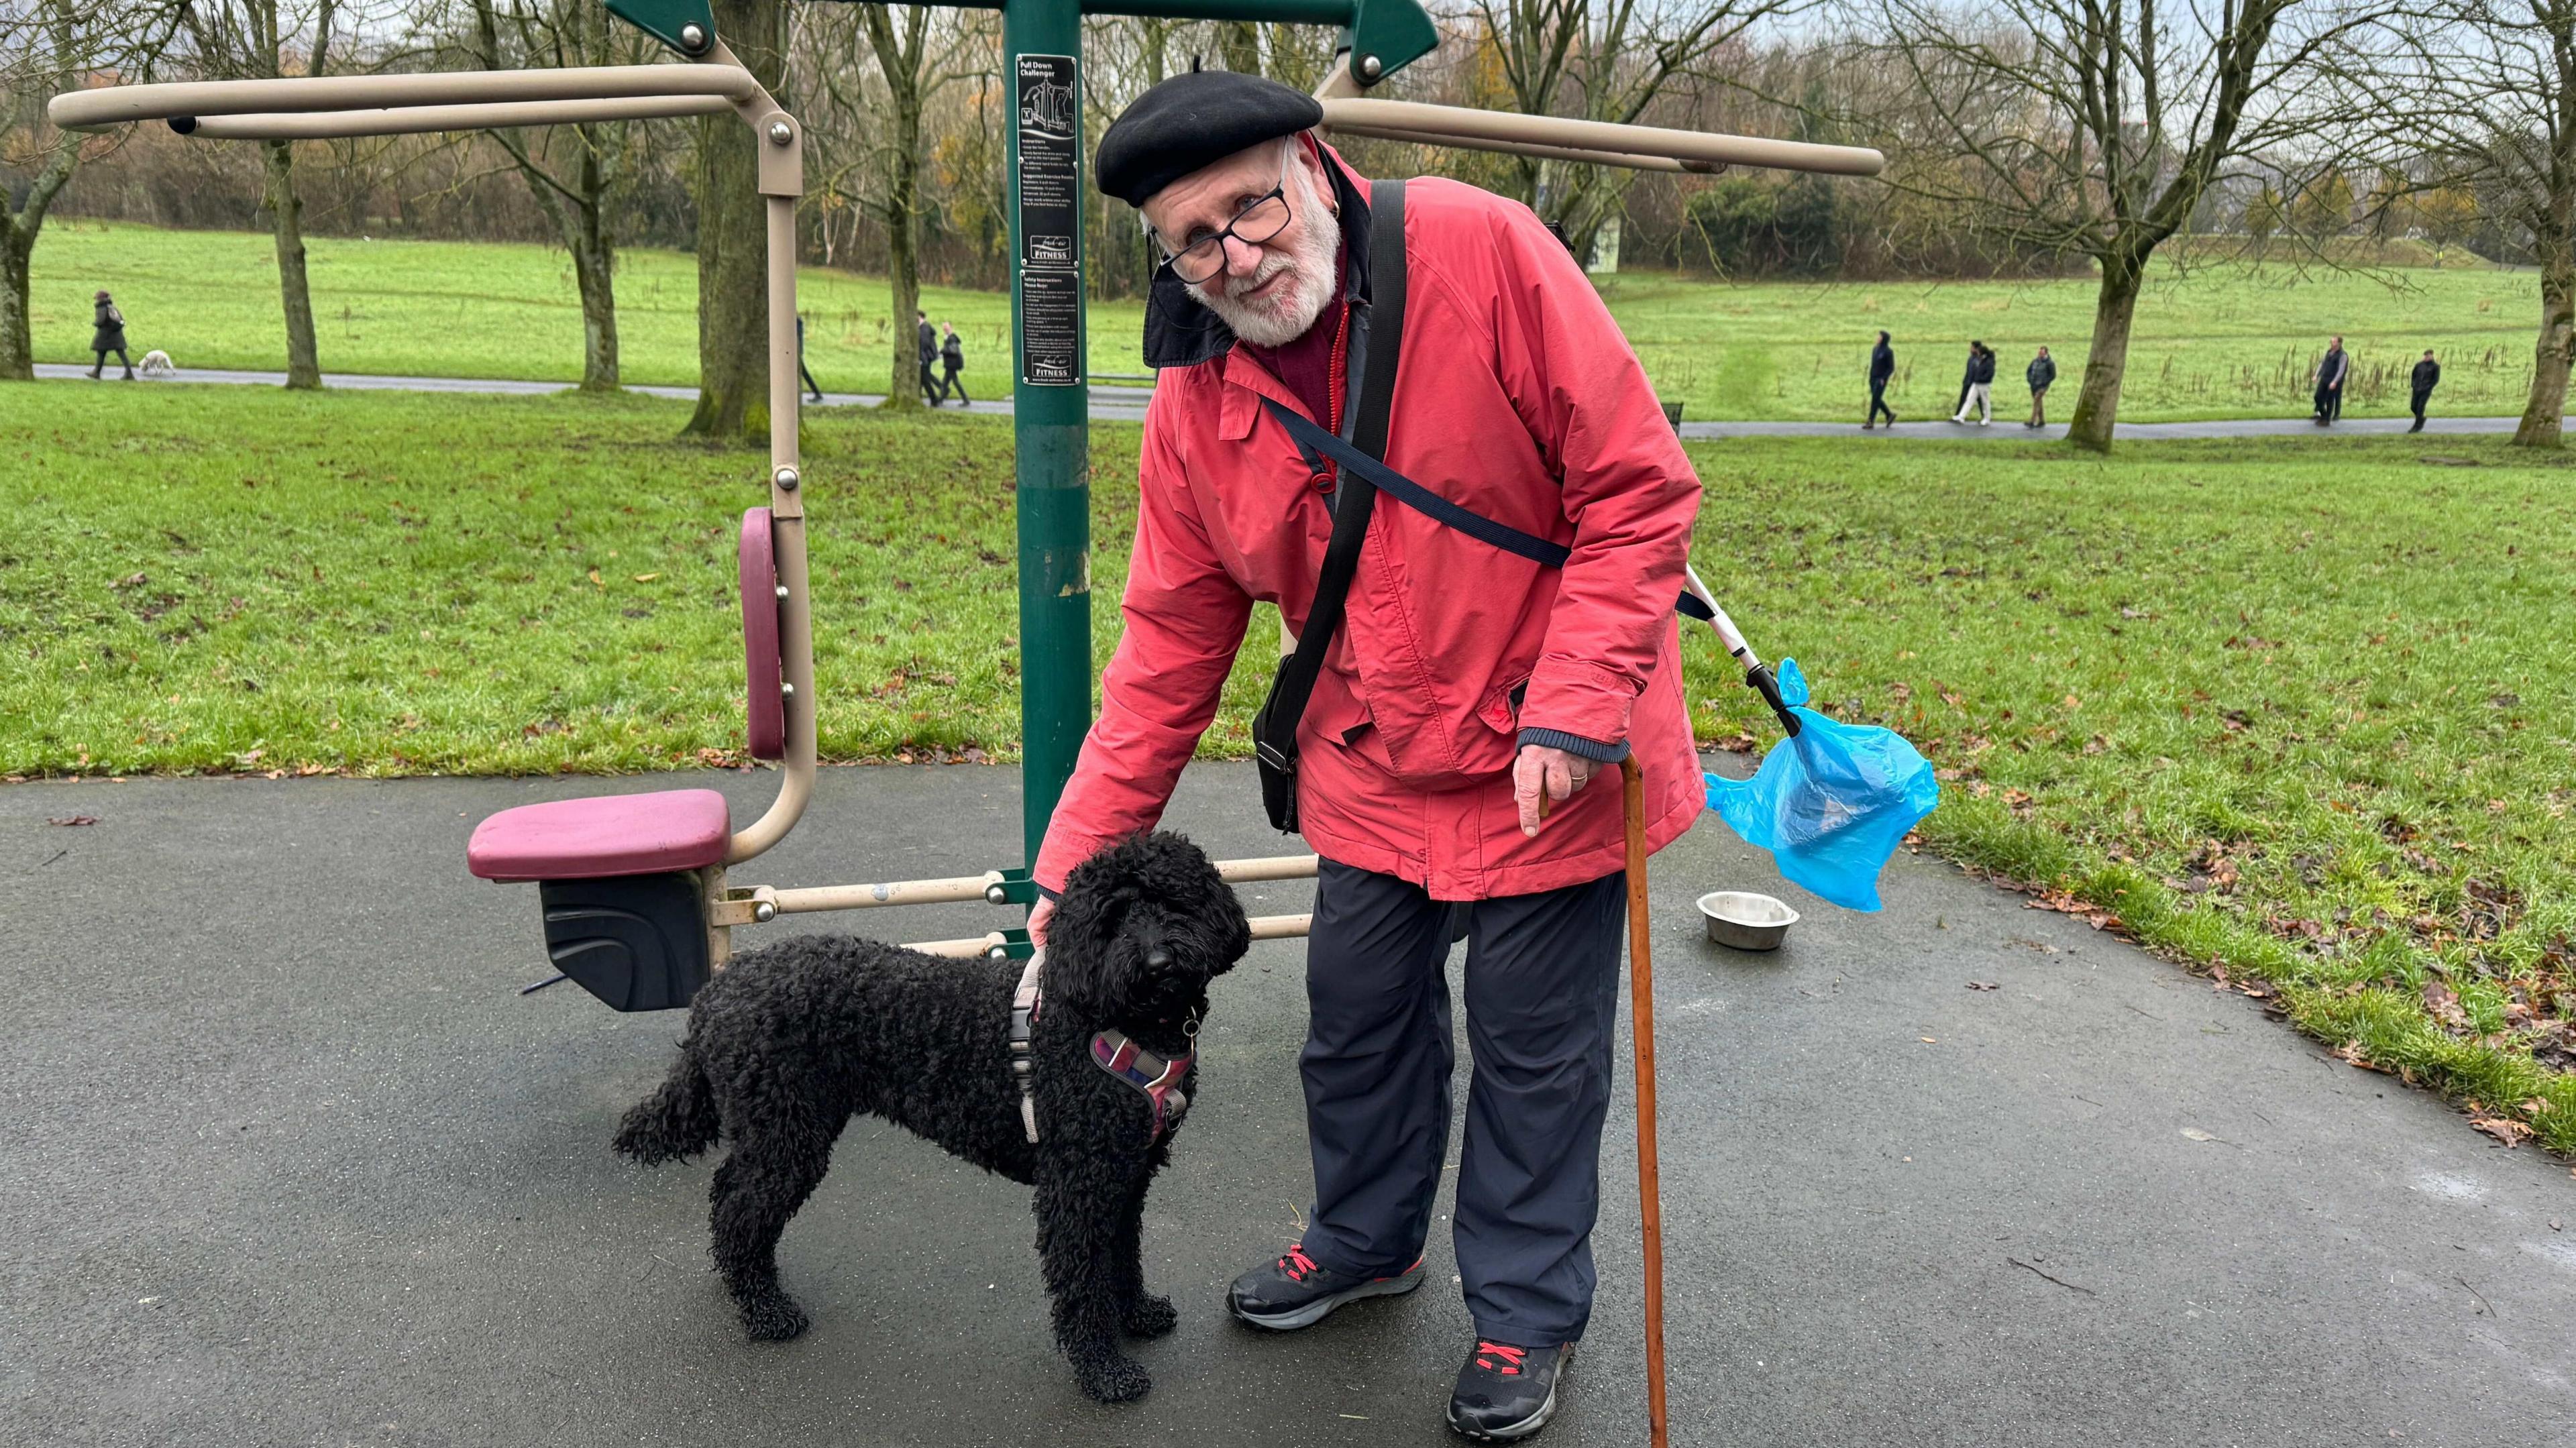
[{"xmin": 1251, "ymin": 178, "xmax": 1407, "ymax": 834}]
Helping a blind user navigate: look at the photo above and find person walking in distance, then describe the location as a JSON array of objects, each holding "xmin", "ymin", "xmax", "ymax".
[
  {"xmin": 796, "ymin": 315, "xmax": 824, "ymax": 403},
  {"xmin": 2312, "ymin": 335, "xmax": 2350, "ymax": 425},
  {"xmin": 916, "ymin": 309, "xmax": 941, "ymax": 406},
  {"xmin": 2408, "ymin": 349, "xmax": 2439, "ymax": 433},
  {"xmin": 1865, "ymin": 330, "xmax": 1896, "ymax": 429},
  {"xmin": 89, "ymin": 290, "xmax": 134, "ymax": 380},
  {"xmin": 938, "ymin": 323, "xmax": 968, "ymax": 406},
  {"xmin": 1953, "ymin": 341, "xmax": 1994, "ymax": 425},
  {"xmin": 2024, "ymin": 345, "xmax": 2057, "ymax": 429}
]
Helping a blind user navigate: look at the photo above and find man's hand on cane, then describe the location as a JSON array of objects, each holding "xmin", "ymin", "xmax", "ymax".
[{"xmin": 1515, "ymin": 744, "xmax": 1600, "ymax": 836}]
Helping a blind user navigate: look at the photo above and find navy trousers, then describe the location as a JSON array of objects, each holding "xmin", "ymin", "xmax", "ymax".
[{"xmin": 1298, "ymin": 859, "xmax": 1626, "ymax": 1347}]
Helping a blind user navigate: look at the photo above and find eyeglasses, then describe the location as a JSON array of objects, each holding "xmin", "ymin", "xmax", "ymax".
[{"xmin": 1150, "ymin": 144, "xmax": 1295, "ymax": 286}]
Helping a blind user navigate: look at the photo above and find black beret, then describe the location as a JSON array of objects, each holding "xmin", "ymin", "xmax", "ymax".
[{"xmin": 1095, "ymin": 70, "xmax": 1326, "ymax": 208}]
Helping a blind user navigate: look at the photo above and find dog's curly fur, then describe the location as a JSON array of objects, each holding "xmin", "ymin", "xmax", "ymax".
[{"xmin": 613, "ymin": 832, "xmax": 1250, "ymax": 1403}]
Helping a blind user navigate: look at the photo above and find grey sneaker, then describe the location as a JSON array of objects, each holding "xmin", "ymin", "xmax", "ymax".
[{"xmin": 1225, "ymin": 1243, "xmax": 1424, "ymax": 1331}]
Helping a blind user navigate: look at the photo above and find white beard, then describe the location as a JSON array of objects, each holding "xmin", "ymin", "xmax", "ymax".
[{"xmin": 1185, "ymin": 163, "xmax": 1342, "ymax": 349}]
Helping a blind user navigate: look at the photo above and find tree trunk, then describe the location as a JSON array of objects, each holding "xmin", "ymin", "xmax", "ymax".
[
  {"xmin": 1219, "ymin": 21, "xmax": 1261, "ymax": 74},
  {"xmin": 2063, "ymin": 252, "xmax": 2145, "ymax": 453},
  {"xmin": 569, "ymin": 198, "xmax": 621, "ymax": 392},
  {"xmin": 2514, "ymin": 233, "xmax": 2572, "ymax": 448},
  {"xmin": 262, "ymin": 138, "xmax": 323, "ymax": 390},
  {"xmin": 1, "ymin": 225, "xmax": 36, "ymax": 382},
  {"xmin": 3, "ymin": 130, "xmax": 81, "ymax": 381},
  {"xmin": 885, "ymin": 118, "xmax": 925, "ymax": 408},
  {"xmin": 684, "ymin": 0, "xmax": 787, "ymax": 442}
]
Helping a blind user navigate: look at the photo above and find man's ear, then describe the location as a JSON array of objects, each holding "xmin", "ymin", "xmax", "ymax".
[{"xmin": 1296, "ymin": 134, "xmax": 1338, "ymax": 215}]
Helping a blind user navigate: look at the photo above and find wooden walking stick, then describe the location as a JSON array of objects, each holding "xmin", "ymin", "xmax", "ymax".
[
  {"xmin": 1619, "ymin": 755, "xmax": 1670, "ymax": 1448},
  {"xmin": 1532, "ymin": 758, "xmax": 1666, "ymax": 1445}
]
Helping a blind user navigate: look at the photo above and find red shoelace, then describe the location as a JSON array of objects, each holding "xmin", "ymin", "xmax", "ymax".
[
  {"xmin": 1474, "ymin": 1342, "xmax": 1527, "ymax": 1376},
  {"xmin": 1279, "ymin": 1245, "xmax": 1322, "ymax": 1283}
]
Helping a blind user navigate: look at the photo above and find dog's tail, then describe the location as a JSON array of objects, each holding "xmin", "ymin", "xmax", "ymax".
[{"xmin": 612, "ymin": 1045, "xmax": 720, "ymax": 1166}]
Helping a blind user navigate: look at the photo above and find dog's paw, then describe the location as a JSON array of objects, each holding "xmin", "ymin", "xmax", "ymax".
[
  {"xmin": 739, "ymin": 1293, "xmax": 810, "ymax": 1342},
  {"xmin": 1121, "ymin": 1294, "xmax": 1178, "ymax": 1338},
  {"xmin": 1075, "ymin": 1355, "xmax": 1153, "ymax": 1404}
]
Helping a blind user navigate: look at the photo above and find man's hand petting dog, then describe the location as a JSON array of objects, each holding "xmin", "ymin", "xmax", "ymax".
[{"xmin": 612, "ymin": 832, "xmax": 1250, "ymax": 1404}]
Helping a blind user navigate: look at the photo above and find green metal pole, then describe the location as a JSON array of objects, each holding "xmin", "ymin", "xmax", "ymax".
[{"xmin": 1005, "ymin": 0, "xmax": 1091, "ymax": 871}]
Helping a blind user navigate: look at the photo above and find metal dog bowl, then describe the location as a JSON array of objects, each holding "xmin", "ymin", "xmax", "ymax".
[{"xmin": 1697, "ymin": 891, "xmax": 1799, "ymax": 951}]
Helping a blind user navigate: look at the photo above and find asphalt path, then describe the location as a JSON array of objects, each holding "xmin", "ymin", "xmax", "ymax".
[
  {"xmin": 5, "ymin": 761, "xmax": 2572, "ymax": 1447},
  {"xmin": 32, "ymin": 364, "xmax": 2546, "ymax": 439}
]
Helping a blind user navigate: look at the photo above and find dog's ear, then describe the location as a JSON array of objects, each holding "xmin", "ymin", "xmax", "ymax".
[
  {"xmin": 1044, "ymin": 837, "xmax": 1148, "ymax": 1020},
  {"xmin": 1137, "ymin": 831, "xmax": 1250, "ymax": 977}
]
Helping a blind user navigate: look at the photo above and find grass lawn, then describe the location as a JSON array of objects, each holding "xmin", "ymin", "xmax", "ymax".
[
  {"xmin": 28, "ymin": 219, "xmax": 2553, "ymax": 423},
  {"xmin": 5, "ymin": 384, "xmax": 2573, "ymax": 1151}
]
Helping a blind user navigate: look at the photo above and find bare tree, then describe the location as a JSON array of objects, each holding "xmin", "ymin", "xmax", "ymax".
[
  {"xmin": 2361, "ymin": 5, "xmax": 2576, "ymax": 447},
  {"xmin": 804, "ymin": 3, "xmax": 977, "ymax": 408},
  {"xmin": 1855, "ymin": 0, "xmax": 2387, "ymax": 449},
  {"xmin": 451, "ymin": 0, "xmax": 653, "ymax": 392},
  {"xmin": 3, "ymin": 0, "xmax": 179, "ymax": 380},
  {"xmin": 1464, "ymin": 0, "xmax": 1795, "ymax": 262},
  {"xmin": 181, "ymin": 0, "xmax": 339, "ymax": 390}
]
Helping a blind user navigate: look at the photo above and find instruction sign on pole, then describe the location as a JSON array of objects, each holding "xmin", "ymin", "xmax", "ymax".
[{"xmin": 1015, "ymin": 52, "xmax": 1081, "ymax": 386}]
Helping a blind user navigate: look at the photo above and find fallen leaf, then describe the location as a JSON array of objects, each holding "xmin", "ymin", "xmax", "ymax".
[
  {"xmin": 631, "ymin": 572, "xmax": 659, "ymax": 583},
  {"xmin": 2468, "ymin": 1113, "xmax": 2533, "ymax": 1148},
  {"xmin": 1919, "ymin": 1036, "xmax": 1938, "ymax": 1044},
  {"xmin": 46, "ymin": 816, "xmax": 99, "ymax": 827},
  {"xmin": 587, "ymin": 568, "xmax": 603, "ymax": 588},
  {"xmin": 2180, "ymin": 1127, "xmax": 2218, "ymax": 1142},
  {"xmin": 1966, "ymin": 981, "xmax": 1998, "ymax": 991},
  {"xmin": 113, "ymin": 571, "xmax": 146, "ymax": 589}
]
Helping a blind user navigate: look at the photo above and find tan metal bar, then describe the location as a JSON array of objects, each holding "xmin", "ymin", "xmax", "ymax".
[
  {"xmin": 771, "ymin": 871, "xmax": 1013, "ymax": 914},
  {"xmin": 902, "ymin": 911, "xmax": 1313, "ymax": 960},
  {"xmin": 1318, "ymin": 97, "xmax": 1882, "ymax": 177},
  {"xmin": 760, "ymin": 854, "xmax": 1320, "ymax": 916},
  {"xmin": 725, "ymin": 187, "xmax": 816, "ymax": 866},
  {"xmin": 1326, "ymin": 122, "xmax": 1716, "ymax": 174},
  {"xmin": 180, "ymin": 95, "xmax": 732, "ymax": 140},
  {"xmin": 48, "ymin": 64, "xmax": 759, "ymax": 132},
  {"xmin": 1216, "ymin": 854, "xmax": 1323, "ymax": 884}
]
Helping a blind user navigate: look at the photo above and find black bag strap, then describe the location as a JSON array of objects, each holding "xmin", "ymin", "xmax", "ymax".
[
  {"xmin": 1265, "ymin": 398, "xmax": 1714, "ymax": 622},
  {"xmin": 1254, "ymin": 178, "xmax": 1406, "ymax": 776}
]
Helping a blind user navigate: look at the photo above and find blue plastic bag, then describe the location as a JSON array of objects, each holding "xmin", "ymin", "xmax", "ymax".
[{"xmin": 1703, "ymin": 659, "xmax": 1940, "ymax": 912}]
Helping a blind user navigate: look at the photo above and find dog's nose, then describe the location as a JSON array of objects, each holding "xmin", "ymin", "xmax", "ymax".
[{"xmin": 1146, "ymin": 948, "xmax": 1173, "ymax": 971}]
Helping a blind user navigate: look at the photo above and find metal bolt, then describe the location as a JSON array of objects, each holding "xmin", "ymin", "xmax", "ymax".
[
  {"xmin": 773, "ymin": 465, "xmax": 799, "ymax": 491},
  {"xmin": 753, "ymin": 900, "xmax": 777, "ymax": 923},
  {"xmin": 1358, "ymin": 54, "xmax": 1383, "ymax": 81},
  {"xmin": 985, "ymin": 883, "xmax": 1010, "ymax": 905},
  {"xmin": 767, "ymin": 119, "xmax": 793, "ymax": 147},
  {"xmin": 780, "ymin": 682, "xmax": 796, "ymax": 698},
  {"xmin": 775, "ymin": 584, "xmax": 789, "ymax": 601},
  {"xmin": 678, "ymin": 23, "xmax": 707, "ymax": 51},
  {"xmin": 987, "ymin": 943, "xmax": 1011, "ymax": 962}
]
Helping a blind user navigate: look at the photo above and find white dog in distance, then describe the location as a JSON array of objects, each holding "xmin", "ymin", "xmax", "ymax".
[{"xmin": 138, "ymin": 350, "xmax": 176, "ymax": 378}]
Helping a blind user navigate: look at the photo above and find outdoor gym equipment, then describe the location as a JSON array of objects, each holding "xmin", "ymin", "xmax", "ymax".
[
  {"xmin": 56, "ymin": 0, "xmax": 1883, "ymax": 993},
  {"xmin": 58, "ymin": 10, "xmax": 1878, "ymax": 1441}
]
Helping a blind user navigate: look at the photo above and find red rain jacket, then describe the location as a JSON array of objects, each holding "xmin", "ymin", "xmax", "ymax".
[{"xmin": 1033, "ymin": 156, "xmax": 1704, "ymax": 901}]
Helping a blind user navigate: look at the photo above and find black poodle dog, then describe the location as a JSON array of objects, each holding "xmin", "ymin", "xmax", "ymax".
[{"xmin": 612, "ymin": 831, "xmax": 1250, "ymax": 1403}]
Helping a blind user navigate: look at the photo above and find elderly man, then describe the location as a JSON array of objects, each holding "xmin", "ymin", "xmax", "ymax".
[{"xmin": 1025, "ymin": 70, "xmax": 1701, "ymax": 1439}]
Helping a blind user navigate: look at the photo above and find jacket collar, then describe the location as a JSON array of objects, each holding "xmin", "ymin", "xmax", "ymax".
[{"xmin": 1140, "ymin": 140, "xmax": 1375, "ymax": 372}]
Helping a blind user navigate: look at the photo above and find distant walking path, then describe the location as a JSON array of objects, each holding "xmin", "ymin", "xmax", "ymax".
[{"xmin": 30, "ymin": 364, "xmax": 2552, "ymax": 439}]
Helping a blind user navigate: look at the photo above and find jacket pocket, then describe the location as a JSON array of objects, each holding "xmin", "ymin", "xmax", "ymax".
[{"xmin": 1475, "ymin": 675, "xmax": 1532, "ymax": 737}]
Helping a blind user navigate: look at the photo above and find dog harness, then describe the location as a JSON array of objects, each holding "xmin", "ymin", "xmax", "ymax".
[
  {"xmin": 1006, "ymin": 949, "xmax": 1197, "ymax": 1146},
  {"xmin": 1089, "ymin": 1030, "xmax": 1194, "ymax": 1144}
]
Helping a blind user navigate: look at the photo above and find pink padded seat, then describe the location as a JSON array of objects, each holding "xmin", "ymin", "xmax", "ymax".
[{"xmin": 468, "ymin": 789, "xmax": 731, "ymax": 883}]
